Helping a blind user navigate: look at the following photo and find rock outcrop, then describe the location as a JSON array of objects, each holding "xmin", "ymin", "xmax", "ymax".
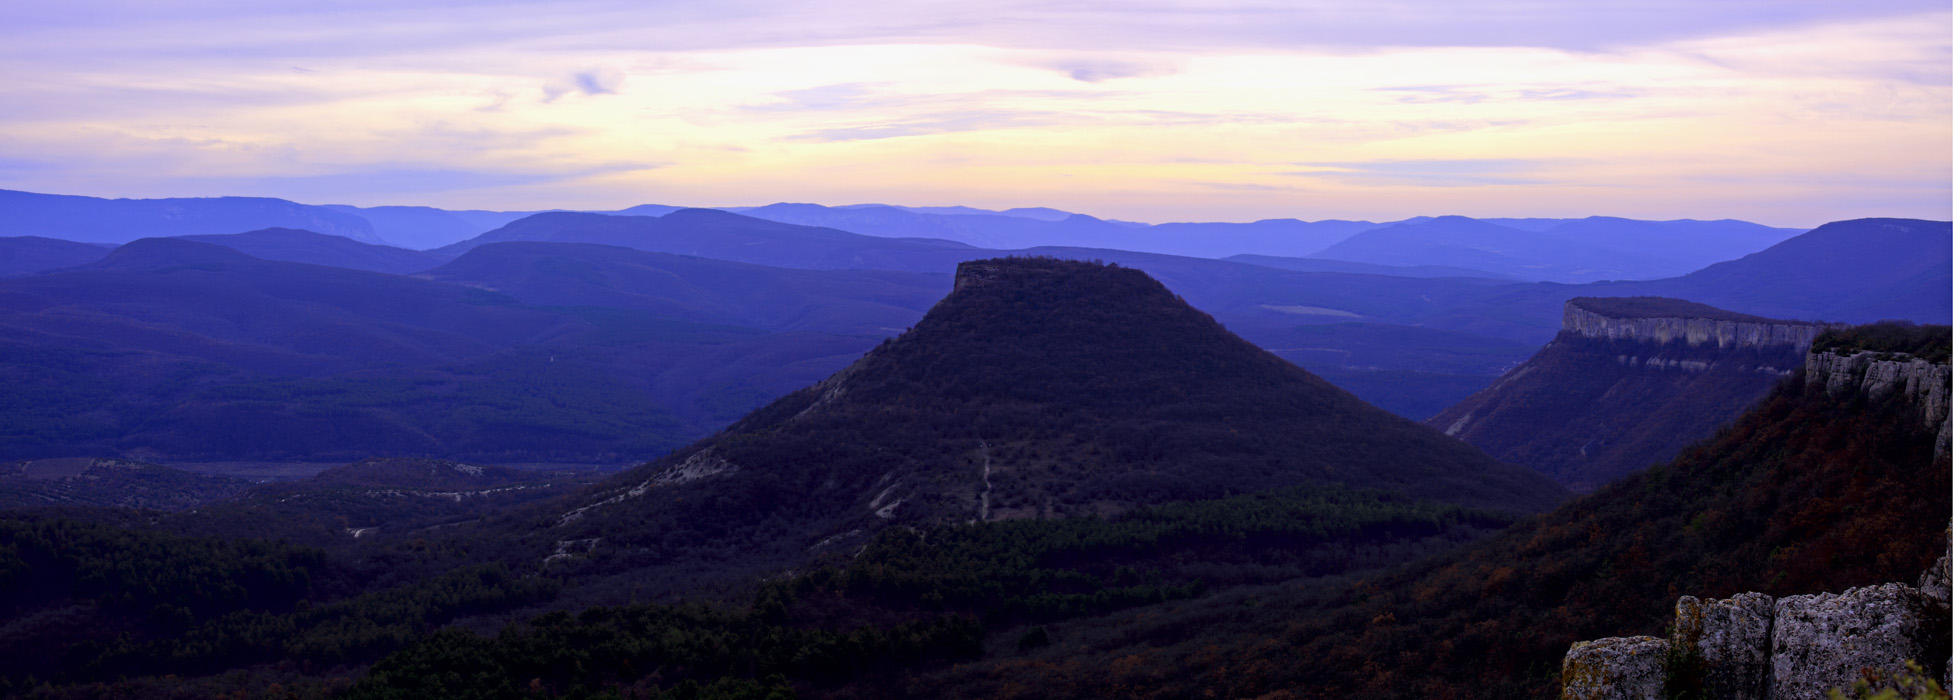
[
  {"xmin": 1562, "ymin": 637, "xmax": 1671, "ymax": 700},
  {"xmin": 1672, "ymin": 593, "xmax": 1775, "ymax": 700},
  {"xmin": 1563, "ymin": 530, "xmax": 1952, "ymax": 699},
  {"xmin": 1805, "ymin": 349, "xmax": 1953, "ymax": 455},
  {"xmin": 1770, "ymin": 583, "xmax": 1946, "ymax": 700}
]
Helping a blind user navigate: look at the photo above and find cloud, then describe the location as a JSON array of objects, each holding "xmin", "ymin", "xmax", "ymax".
[
  {"xmin": 1376, "ymin": 85, "xmax": 1638, "ymax": 104},
  {"xmin": 787, "ymin": 109, "xmax": 1064, "ymax": 142},
  {"xmin": 544, "ymin": 68, "xmax": 625, "ymax": 102},
  {"xmin": 5, "ymin": 1, "xmax": 1942, "ymax": 62},
  {"xmin": 1287, "ymin": 159, "xmax": 1564, "ymax": 187},
  {"xmin": 744, "ymin": 83, "xmax": 893, "ymax": 112},
  {"xmin": 574, "ymin": 70, "xmax": 622, "ymax": 95},
  {"xmin": 1031, "ymin": 56, "xmax": 1182, "ymax": 83}
]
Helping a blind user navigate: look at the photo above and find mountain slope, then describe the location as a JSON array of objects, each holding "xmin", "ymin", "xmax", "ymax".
[
  {"xmin": 0, "ymin": 458, "xmax": 251, "ymax": 511},
  {"xmin": 913, "ymin": 322, "xmax": 1950, "ymax": 699},
  {"xmin": 319, "ymin": 204, "xmax": 535, "ymax": 250},
  {"xmin": 1649, "ymin": 217, "xmax": 1952, "ymax": 322},
  {"xmin": 537, "ymin": 258, "xmax": 1569, "ymax": 590},
  {"xmin": 0, "ymin": 189, "xmax": 385, "ymax": 244},
  {"xmin": 1539, "ymin": 216, "xmax": 1802, "ymax": 274},
  {"xmin": 177, "ymin": 228, "xmax": 445, "ymax": 274},
  {"xmin": 0, "ymin": 236, "xmax": 111, "ymax": 277},
  {"xmin": 1428, "ymin": 297, "xmax": 1835, "ymax": 491},
  {"xmin": 421, "ymin": 241, "xmax": 949, "ymax": 335},
  {"xmin": 0, "ymin": 239, "xmax": 696, "ymax": 461}
]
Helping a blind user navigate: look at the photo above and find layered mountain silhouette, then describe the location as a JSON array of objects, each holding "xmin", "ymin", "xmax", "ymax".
[
  {"xmin": 0, "ymin": 239, "xmax": 699, "ymax": 461},
  {"xmin": 1307, "ymin": 215, "xmax": 1802, "ymax": 283},
  {"xmin": 318, "ymin": 204, "xmax": 535, "ymax": 250},
  {"xmin": 540, "ymin": 258, "xmax": 1568, "ymax": 587},
  {"xmin": 0, "ymin": 189, "xmax": 385, "ymax": 244},
  {"xmin": 1428, "ymin": 297, "xmax": 1834, "ymax": 491},
  {"xmin": 724, "ymin": 202, "xmax": 1371, "ymax": 259},
  {"xmin": 0, "ymin": 236, "xmax": 972, "ymax": 462}
]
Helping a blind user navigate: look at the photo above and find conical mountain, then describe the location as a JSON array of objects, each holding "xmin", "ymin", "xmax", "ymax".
[{"xmin": 543, "ymin": 258, "xmax": 1567, "ymax": 575}]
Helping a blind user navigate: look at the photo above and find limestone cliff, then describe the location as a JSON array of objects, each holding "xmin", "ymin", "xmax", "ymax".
[{"xmin": 1562, "ymin": 298, "xmax": 1838, "ymax": 350}]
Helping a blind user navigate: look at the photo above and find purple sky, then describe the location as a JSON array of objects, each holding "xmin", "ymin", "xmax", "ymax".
[{"xmin": 2, "ymin": 0, "xmax": 1948, "ymax": 225}]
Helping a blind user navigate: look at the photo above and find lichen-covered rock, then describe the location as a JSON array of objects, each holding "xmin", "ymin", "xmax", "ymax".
[
  {"xmin": 1918, "ymin": 525, "xmax": 1950, "ymax": 611},
  {"xmin": 1672, "ymin": 592, "xmax": 1774, "ymax": 700},
  {"xmin": 1561, "ymin": 636, "xmax": 1669, "ymax": 700},
  {"xmin": 1926, "ymin": 525, "xmax": 1953, "ymax": 689},
  {"xmin": 1771, "ymin": 583, "xmax": 1950, "ymax": 700}
]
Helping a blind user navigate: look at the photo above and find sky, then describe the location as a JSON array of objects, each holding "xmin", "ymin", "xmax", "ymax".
[{"xmin": 1, "ymin": 1, "xmax": 1948, "ymax": 226}]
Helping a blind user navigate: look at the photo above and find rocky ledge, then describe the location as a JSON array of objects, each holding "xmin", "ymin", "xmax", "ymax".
[
  {"xmin": 1805, "ymin": 349, "xmax": 1952, "ymax": 455},
  {"xmin": 1562, "ymin": 529, "xmax": 1952, "ymax": 699},
  {"xmin": 1563, "ymin": 298, "xmax": 1837, "ymax": 350}
]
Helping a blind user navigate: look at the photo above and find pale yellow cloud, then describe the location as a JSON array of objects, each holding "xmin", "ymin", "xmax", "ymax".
[{"xmin": 0, "ymin": 8, "xmax": 1944, "ymax": 225}]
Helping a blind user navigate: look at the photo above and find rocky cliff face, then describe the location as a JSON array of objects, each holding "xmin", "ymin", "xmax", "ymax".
[
  {"xmin": 1562, "ymin": 300, "xmax": 1836, "ymax": 350},
  {"xmin": 1805, "ymin": 349, "xmax": 1953, "ymax": 454}
]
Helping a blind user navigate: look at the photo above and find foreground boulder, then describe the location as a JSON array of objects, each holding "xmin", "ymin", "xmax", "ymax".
[
  {"xmin": 1672, "ymin": 593, "xmax": 1774, "ymax": 700},
  {"xmin": 1565, "ymin": 551, "xmax": 1950, "ymax": 699},
  {"xmin": 1561, "ymin": 636, "xmax": 1669, "ymax": 700},
  {"xmin": 1771, "ymin": 583, "xmax": 1947, "ymax": 700}
]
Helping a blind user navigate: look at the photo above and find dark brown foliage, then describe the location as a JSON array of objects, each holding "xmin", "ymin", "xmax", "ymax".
[
  {"xmin": 1429, "ymin": 331, "xmax": 1807, "ymax": 491},
  {"xmin": 912, "ymin": 368, "xmax": 1948, "ymax": 699}
]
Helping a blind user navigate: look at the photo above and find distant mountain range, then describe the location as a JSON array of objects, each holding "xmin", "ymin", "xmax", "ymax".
[
  {"xmin": 0, "ymin": 211, "xmax": 1943, "ymax": 463},
  {"xmin": 0, "ymin": 236, "xmax": 934, "ymax": 462},
  {"xmin": 0, "ymin": 189, "xmax": 1809, "ymax": 282},
  {"xmin": 0, "ymin": 189, "xmax": 386, "ymax": 244}
]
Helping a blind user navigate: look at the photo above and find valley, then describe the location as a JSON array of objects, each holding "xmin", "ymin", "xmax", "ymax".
[{"xmin": 0, "ymin": 190, "xmax": 1947, "ymax": 700}]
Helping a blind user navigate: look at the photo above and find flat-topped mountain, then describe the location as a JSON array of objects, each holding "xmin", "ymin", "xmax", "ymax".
[
  {"xmin": 537, "ymin": 257, "xmax": 1568, "ymax": 587},
  {"xmin": 1429, "ymin": 297, "xmax": 1837, "ymax": 491},
  {"xmin": 1558, "ymin": 296, "xmax": 1837, "ymax": 348}
]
